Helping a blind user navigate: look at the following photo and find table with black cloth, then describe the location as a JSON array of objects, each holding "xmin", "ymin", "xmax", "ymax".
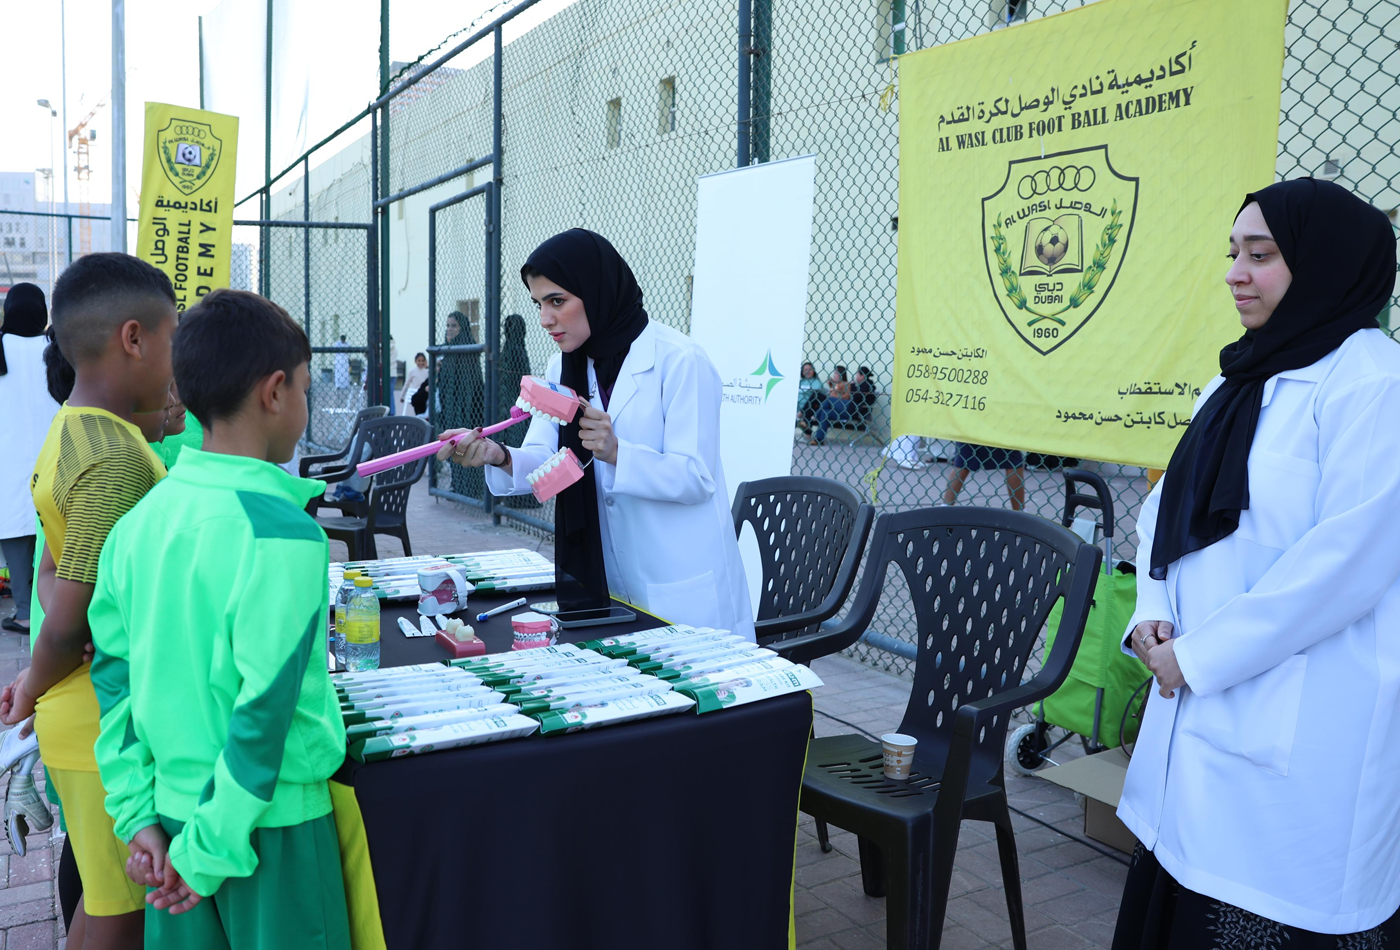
[{"xmin": 334, "ymin": 587, "xmax": 813, "ymax": 950}]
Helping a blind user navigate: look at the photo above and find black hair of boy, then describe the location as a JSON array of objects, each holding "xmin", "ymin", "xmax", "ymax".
[
  {"xmin": 173, "ymin": 289, "xmax": 311, "ymax": 424},
  {"xmin": 50, "ymin": 253, "xmax": 176, "ymax": 364}
]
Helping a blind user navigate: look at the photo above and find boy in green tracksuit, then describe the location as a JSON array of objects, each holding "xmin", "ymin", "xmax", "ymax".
[{"xmin": 89, "ymin": 289, "xmax": 351, "ymax": 949}]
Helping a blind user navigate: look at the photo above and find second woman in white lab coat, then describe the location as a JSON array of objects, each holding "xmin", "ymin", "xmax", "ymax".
[
  {"xmin": 437, "ymin": 229, "xmax": 755, "ymax": 641},
  {"xmin": 1113, "ymin": 179, "xmax": 1400, "ymax": 947}
]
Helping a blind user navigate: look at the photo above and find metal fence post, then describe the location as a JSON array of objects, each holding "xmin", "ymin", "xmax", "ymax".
[
  {"xmin": 751, "ymin": 0, "xmax": 771, "ymax": 164},
  {"xmin": 260, "ymin": 0, "xmax": 273, "ymax": 298},
  {"xmin": 378, "ymin": 0, "xmax": 392, "ymax": 409},
  {"xmin": 303, "ymin": 155, "xmax": 313, "ymax": 444},
  {"xmin": 486, "ymin": 26, "xmax": 505, "ymax": 524},
  {"xmin": 427, "ymin": 204, "xmax": 438, "ymax": 493},
  {"xmin": 736, "ymin": 0, "xmax": 752, "ymax": 168}
]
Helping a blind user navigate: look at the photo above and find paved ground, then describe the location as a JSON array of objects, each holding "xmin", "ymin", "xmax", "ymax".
[{"xmin": 0, "ymin": 477, "xmax": 1129, "ymax": 949}]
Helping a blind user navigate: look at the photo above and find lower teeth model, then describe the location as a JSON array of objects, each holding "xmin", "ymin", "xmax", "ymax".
[{"xmin": 525, "ymin": 448, "xmax": 587, "ymax": 502}]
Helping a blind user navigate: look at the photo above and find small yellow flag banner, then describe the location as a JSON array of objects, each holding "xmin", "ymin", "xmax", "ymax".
[
  {"xmin": 135, "ymin": 102, "xmax": 239, "ymax": 312},
  {"xmin": 894, "ymin": 0, "xmax": 1285, "ymax": 469}
]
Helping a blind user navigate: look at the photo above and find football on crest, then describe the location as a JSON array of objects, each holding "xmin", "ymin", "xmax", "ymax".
[{"xmin": 1035, "ymin": 223, "xmax": 1069, "ymax": 267}]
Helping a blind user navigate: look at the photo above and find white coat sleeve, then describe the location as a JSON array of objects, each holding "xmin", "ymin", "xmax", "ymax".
[
  {"xmin": 1173, "ymin": 375, "xmax": 1400, "ymax": 697},
  {"xmin": 610, "ymin": 347, "xmax": 718, "ymax": 506},
  {"xmin": 1121, "ymin": 480, "xmax": 1175, "ymax": 656}
]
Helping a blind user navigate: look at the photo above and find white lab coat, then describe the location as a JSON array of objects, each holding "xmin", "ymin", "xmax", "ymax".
[
  {"xmin": 485, "ymin": 321, "xmax": 755, "ymax": 641},
  {"xmin": 1119, "ymin": 328, "xmax": 1400, "ymax": 933},
  {"xmin": 0, "ymin": 335, "xmax": 58, "ymax": 541}
]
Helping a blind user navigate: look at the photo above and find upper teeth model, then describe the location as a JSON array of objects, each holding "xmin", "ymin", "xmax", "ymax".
[{"xmin": 517, "ymin": 376, "xmax": 584, "ymax": 425}]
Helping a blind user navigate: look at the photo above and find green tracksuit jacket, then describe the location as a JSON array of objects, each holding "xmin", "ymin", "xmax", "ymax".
[{"xmin": 89, "ymin": 448, "xmax": 346, "ymax": 897}]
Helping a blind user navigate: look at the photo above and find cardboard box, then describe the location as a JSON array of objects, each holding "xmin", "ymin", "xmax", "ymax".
[{"xmin": 1037, "ymin": 747, "xmax": 1137, "ymax": 854}]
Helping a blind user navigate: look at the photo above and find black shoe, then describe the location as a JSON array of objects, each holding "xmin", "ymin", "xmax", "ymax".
[{"xmin": 1, "ymin": 619, "xmax": 28, "ymax": 634}]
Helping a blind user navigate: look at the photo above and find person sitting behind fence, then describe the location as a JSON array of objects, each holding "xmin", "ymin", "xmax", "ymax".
[
  {"xmin": 807, "ymin": 365, "xmax": 851, "ymax": 445},
  {"xmin": 850, "ymin": 365, "xmax": 876, "ymax": 428},
  {"xmin": 795, "ymin": 361, "xmax": 824, "ymax": 432}
]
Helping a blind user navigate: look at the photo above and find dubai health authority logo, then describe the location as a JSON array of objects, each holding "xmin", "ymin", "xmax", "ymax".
[
  {"xmin": 982, "ymin": 145, "xmax": 1138, "ymax": 355},
  {"xmin": 751, "ymin": 350, "xmax": 784, "ymax": 403}
]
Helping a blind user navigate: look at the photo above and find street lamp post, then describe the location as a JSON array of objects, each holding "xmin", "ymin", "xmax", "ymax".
[{"xmin": 37, "ymin": 99, "xmax": 57, "ymax": 293}]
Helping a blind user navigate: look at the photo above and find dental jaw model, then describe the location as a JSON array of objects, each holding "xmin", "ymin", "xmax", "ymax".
[
  {"xmin": 511, "ymin": 611, "xmax": 559, "ymax": 650},
  {"xmin": 417, "ymin": 567, "xmax": 471, "ymax": 616},
  {"xmin": 516, "ymin": 377, "xmax": 584, "ymax": 425},
  {"xmin": 526, "ymin": 448, "xmax": 587, "ymax": 503}
]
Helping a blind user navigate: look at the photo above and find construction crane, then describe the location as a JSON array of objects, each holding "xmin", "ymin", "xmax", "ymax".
[{"xmin": 67, "ymin": 95, "xmax": 108, "ymax": 257}]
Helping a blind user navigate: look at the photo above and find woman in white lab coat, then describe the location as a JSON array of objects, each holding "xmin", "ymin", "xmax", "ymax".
[
  {"xmin": 437, "ymin": 229, "xmax": 755, "ymax": 641},
  {"xmin": 1113, "ymin": 179, "xmax": 1400, "ymax": 947},
  {"xmin": 0, "ymin": 285, "xmax": 57, "ymax": 634}
]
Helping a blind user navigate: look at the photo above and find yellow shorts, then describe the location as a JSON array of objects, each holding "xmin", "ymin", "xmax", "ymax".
[{"xmin": 45, "ymin": 768, "xmax": 145, "ymax": 917}]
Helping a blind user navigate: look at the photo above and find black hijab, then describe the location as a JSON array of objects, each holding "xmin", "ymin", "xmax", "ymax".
[
  {"xmin": 521, "ymin": 229, "xmax": 650, "ymax": 609},
  {"xmin": 0, "ymin": 283, "xmax": 48, "ymax": 376},
  {"xmin": 1150, "ymin": 178, "xmax": 1397, "ymax": 580}
]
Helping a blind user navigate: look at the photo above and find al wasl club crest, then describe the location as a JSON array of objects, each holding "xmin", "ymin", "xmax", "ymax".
[
  {"xmin": 156, "ymin": 118, "xmax": 223, "ymax": 196},
  {"xmin": 982, "ymin": 146, "xmax": 1138, "ymax": 355}
]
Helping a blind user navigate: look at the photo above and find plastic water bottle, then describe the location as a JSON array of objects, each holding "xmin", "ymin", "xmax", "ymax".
[
  {"xmin": 333, "ymin": 570, "xmax": 362, "ymax": 667},
  {"xmin": 344, "ymin": 577, "xmax": 381, "ymax": 672}
]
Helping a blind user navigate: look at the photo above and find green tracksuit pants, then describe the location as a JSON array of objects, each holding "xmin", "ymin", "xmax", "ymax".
[{"xmin": 145, "ymin": 813, "xmax": 351, "ymax": 950}]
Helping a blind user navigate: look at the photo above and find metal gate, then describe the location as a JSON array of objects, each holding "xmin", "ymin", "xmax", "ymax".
[{"xmin": 230, "ymin": 216, "xmax": 379, "ymax": 452}]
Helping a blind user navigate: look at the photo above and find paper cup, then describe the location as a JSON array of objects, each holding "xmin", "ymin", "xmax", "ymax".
[{"xmin": 882, "ymin": 733, "xmax": 918, "ymax": 780}]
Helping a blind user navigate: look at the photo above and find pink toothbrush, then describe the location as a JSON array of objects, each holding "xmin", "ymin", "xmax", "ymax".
[{"xmin": 355, "ymin": 409, "xmax": 530, "ymax": 478}]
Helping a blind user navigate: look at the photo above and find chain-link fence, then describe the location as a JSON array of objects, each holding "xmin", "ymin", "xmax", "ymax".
[
  {"xmin": 211, "ymin": 0, "xmax": 1400, "ymax": 680},
  {"xmin": 0, "ymin": 211, "xmax": 117, "ymax": 299}
]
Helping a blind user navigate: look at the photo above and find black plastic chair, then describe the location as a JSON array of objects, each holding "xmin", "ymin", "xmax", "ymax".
[
  {"xmin": 315, "ymin": 416, "xmax": 431, "ymax": 561},
  {"xmin": 731, "ymin": 476, "xmax": 873, "ymax": 647},
  {"xmin": 301, "ymin": 406, "xmax": 390, "ymax": 518},
  {"xmin": 775, "ymin": 507, "xmax": 1100, "ymax": 950}
]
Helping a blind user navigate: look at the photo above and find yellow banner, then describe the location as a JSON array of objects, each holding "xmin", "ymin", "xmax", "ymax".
[
  {"xmin": 135, "ymin": 102, "xmax": 239, "ymax": 312},
  {"xmin": 894, "ymin": 0, "xmax": 1285, "ymax": 468}
]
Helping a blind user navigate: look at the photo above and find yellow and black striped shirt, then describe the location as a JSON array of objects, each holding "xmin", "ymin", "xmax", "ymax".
[{"xmin": 31, "ymin": 405, "xmax": 167, "ymax": 586}]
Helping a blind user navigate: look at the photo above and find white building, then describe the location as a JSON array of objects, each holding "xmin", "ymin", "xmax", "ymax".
[{"xmin": 1, "ymin": 171, "xmax": 115, "ymax": 296}]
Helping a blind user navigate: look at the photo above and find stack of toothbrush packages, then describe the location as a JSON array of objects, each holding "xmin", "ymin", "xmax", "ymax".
[
  {"xmin": 328, "ymin": 549, "xmax": 555, "ymax": 602},
  {"xmin": 579, "ymin": 626, "xmax": 825, "ymax": 714},
  {"xmin": 337, "ymin": 664, "xmax": 538, "ymax": 762},
  {"xmin": 339, "ymin": 624, "xmax": 827, "ymax": 761},
  {"xmin": 457, "ymin": 639, "xmax": 696, "ymax": 735}
]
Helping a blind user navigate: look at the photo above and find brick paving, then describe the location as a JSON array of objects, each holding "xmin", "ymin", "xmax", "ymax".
[{"xmin": 0, "ymin": 478, "xmax": 1128, "ymax": 949}]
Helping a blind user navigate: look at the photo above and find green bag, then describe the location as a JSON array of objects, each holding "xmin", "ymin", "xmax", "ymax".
[{"xmin": 1037, "ymin": 567, "xmax": 1150, "ymax": 749}]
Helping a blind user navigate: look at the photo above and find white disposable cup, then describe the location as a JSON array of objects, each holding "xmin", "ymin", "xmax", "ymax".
[{"xmin": 882, "ymin": 733, "xmax": 918, "ymax": 780}]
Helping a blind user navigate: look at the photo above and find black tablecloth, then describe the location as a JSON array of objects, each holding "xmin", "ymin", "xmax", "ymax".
[{"xmin": 336, "ymin": 590, "xmax": 814, "ymax": 950}]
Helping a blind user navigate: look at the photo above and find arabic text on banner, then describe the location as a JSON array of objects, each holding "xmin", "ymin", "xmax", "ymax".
[
  {"xmin": 894, "ymin": 0, "xmax": 1285, "ymax": 469},
  {"xmin": 135, "ymin": 102, "xmax": 240, "ymax": 312}
]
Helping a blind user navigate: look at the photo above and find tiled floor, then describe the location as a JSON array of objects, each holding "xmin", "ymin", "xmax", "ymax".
[{"xmin": 0, "ymin": 480, "xmax": 1129, "ymax": 949}]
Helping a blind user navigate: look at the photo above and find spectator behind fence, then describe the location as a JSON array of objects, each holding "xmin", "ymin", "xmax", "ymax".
[
  {"xmin": 807, "ymin": 365, "xmax": 850, "ymax": 445},
  {"xmin": 400, "ymin": 352, "xmax": 429, "ymax": 418},
  {"xmin": 942, "ymin": 442, "xmax": 1025, "ymax": 511},
  {"xmin": 496, "ymin": 314, "xmax": 541, "ymax": 510},
  {"xmin": 795, "ymin": 360, "xmax": 824, "ymax": 432},
  {"xmin": 437, "ymin": 311, "xmax": 485, "ymax": 501},
  {"xmin": 0, "ymin": 284, "xmax": 57, "ymax": 634},
  {"xmin": 851, "ymin": 365, "xmax": 876, "ymax": 427},
  {"xmin": 1114, "ymin": 180, "xmax": 1400, "ymax": 946}
]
